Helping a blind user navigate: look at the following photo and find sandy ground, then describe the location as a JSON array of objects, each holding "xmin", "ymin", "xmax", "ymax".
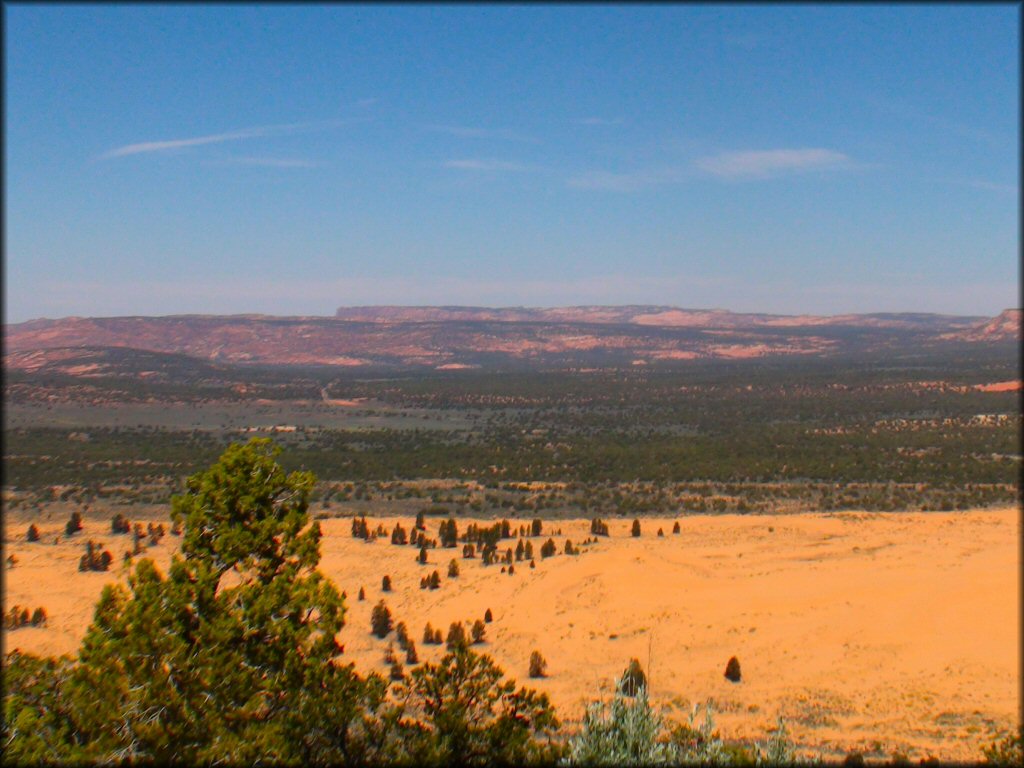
[{"xmin": 4, "ymin": 508, "xmax": 1019, "ymax": 761}]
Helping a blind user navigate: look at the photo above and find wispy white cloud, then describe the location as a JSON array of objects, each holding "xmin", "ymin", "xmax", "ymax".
[
  {"xmin": 100, "ymin": 119, "xmax": 351, "ymax": 160},
  {"xmin": 957, "ymin": 179, "xmax": 1018, "ymax": 194},
  {"xmin": 424, "ymin": 124, "xmax": 535, "ymax": 142},
  {"xmin": 695, "ymin": 148, "xmax": 852, "ymax": 179},
  {"xmin": 442, "ymin": 158, "xmax": 535, "ymax": 172},
  {"xmin": 566, "ymin": 167, "xmax": 687, "ymax": 192},
  {"xmin": 211, "ymin": 156, "xmax": 319, "ymax": 168}
]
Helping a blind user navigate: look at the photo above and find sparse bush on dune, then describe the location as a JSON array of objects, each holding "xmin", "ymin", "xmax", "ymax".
[
  {"xmin": 631, "ymin": 519, "xmax": 641, "ymax": 537},
  {"xmin": 448, "ymin": 559, "xmax": 460, "ymax": 578},
  {"xmin": 371, "ymin": 600, "xmax": 393, "ymax": 638},
  {"xmin": 471, "ymin": 619, "xmax": 486, "ymax": 644},
  {"xmin": 77, "ymin": 540, "xmax": 113, "ymax": 572},
  {"xmin": 484, "ymin": 608, "xmax": 493, "ymax": 623},
  {"xmin": 405, "ymin": 639, "xmax": 419, "ymax": 664},
  {"xmin": 724, "ymin": 656, "xmax": 741, "ymax": 683},
  {"xmin": 446, "ymin": 622, "xmax": 468, "ymax": 652},
  {"xmin": 984, "ymin": 726, "xmax": 1023, "ymax": 765},
  {"xmin": 26, "ymin": 524, "xmax": 40, "ymax": 542},
  {"xmin": 620, "ymin": 658, "xmax": 646, "ymax": 697},
  {"xmin": 65, "ymin": 511, "xmax": 83, "ymax": 537},
  {"xmin": 423, "ymin": 622, "xmax": 435, "ymax": 644},
  {"xmin": 358, "ymin": 586, "xmax": 366, "ymax": 601},
  {"xmin": 672, "ymin": 521, "xmax": 680, "ymax": 534},
  {"xmin": 529, "ymin": 650, "xmax": 547, "ymax": 679},
  {"xmin": 111, "ymin": 514, "xmax": 130, "ymax": 535},
  {"xmin": 382, "ymin": 575, "xmax": 392, "ymax": 592}
]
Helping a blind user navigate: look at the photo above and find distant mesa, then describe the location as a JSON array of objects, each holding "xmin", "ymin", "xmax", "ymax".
[{"xmin": 3, "ymin": 306, "xmax": 1016, "ymax": 372}]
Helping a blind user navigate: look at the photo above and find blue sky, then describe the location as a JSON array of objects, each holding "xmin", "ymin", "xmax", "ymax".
[{"xmin": 4, "ymin": 4, "xmax": 1019, "ymax": 321}]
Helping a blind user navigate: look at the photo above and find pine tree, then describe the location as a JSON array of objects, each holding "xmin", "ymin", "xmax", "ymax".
[
  {"xmin": 406, "ymin": 639, "xmax": 419, "ymax": 664},
  {"xmin": 724, "ymin": 656, "xmax": 741, "ymax": 683},
  {"xmin": 446, "ymin": 622, "xmax": 467, "ymax": 651},
  {"xmin": 471, "ymin": 619, "xmax": 486, "ymax": 644},
  {"xmin": 529, "ymin": 650, "xmax": 547, "ymax": 678},
  {"xmin": 423, "ymin": 622, "xmax": 435, "ymax": 644},
  {"xmin": 371, "ymin": 600, "xmax": 393, "ymax": 638},
  {"xmin": 531, "ymin": 518, "xmax": 543, "ymax": 537},
  {"xmin": 65, "ymin": 511, "xmax": 83, "ymax": 537},
  {"xmin": 620, "ymin": 658, "xmax": 646, "ymax": 696}
]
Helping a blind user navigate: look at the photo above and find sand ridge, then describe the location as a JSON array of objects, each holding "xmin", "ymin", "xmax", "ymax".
[{"xmin": 3, "ymin": 508, "xmax": 1019, "ymax": 761}]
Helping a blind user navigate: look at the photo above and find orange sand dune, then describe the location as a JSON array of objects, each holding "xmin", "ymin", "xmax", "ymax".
[{"xmin": 4, "ymin": 509, "xmax": 1019, "ymax": 761}]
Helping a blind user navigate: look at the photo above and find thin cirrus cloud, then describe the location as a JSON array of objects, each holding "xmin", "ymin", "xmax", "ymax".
[
  {"xmin": 424, "ymin": 124, "xmax": 535, "ymax": 142},
  {"xmin": 695, "ymin": 148, "xmax": 853, "ymax": 180},
  {"xmin": 211, "ymin": 156, "xmax": 319, "ymax": 168},
  {"xmin": 442, "ymin": 158, "xmax": 535, "ymax": 172},
  {"xmin": 566, "ymin": 167, "xmax": 688, "ymax": 192},
  {"xmin": 99, "ymin": 119, "xmax": 351, "ymax": 160}
]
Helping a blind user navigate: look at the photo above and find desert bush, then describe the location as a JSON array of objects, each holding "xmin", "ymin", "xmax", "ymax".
[
  {"xmin": 484, "ymin": 608, "xmax": 493, "ymax": 623},
  {"xmin": 541, "ymin": 539, "xmax": 557, "ymax": 559},
  {"xmin": 448, "ymin": 559, "xmax": 459, "ymax": 578},
  {"xmin": 515, "ymin": 539, "xmax": 525, "ymax": 560},
  {"xmin": 111, "ymin": 514, "xmax": 130, "ymax": 534},
  {"xmin": 567, "ymin": 683, "xmax": 675, "ymax": 765},
  {"xmin": 631, "ymin": 519, "xmax": 641, "ymax": 537},
  {"xmin": 384, "ymin": 643, "xmax": 397, "ymax": 664},
  {"xmin": 30, "ymin": 607, "xmax": 47, "ymax": 626},
  {"xmin": 446, "ymin": 622, "xmax": 467, "ymax": 651},
  {"xmin": 429, "ymin": 571, "xmax": 441, "ymax": 589},
  {"xmin": 530, "ymin": 559, "xmax": 536, "ymax": 569},
  {"xmin": 65, "ymin": 511, "xmax": 83, "ymax": 537},
  {"xmin": 420, "ymin": 576, "xmax": 428, "ymax": 590},
  {"xmin": 463, "ymin": 543, "xmax": 476, "ymax": 558},
  {"xmin": 406, "ymin": 639, "xmax": 419, "ymax": 664},
  {"xmin": 371, "ymin": 600, "xmax": 393, "ymax": 638},
  {"xmin": 382, "ymin": 575, "xmax": 392, "ymax": 592},
  {"xmin": 531, "ymin": 518, "xmax": 543, "ymax": 537},
  {"xmin": 418, "ymin": 546, "xmax": 428, "ymax": 564},
  {"xmin": 529, "ymin": 650, "xmax": 547, "ymax": 678},
  {"xmin": 358, "ymin": 586, "xmax": 366, "ymax": 601},
  {"xmin": 391, "ymin": 523, "xmax": 408, "ymax": 545},
  {"xmin": 26, "ymin": 524, "xmax": 40, "ymax": 543},
  {"xmin": 471, "ymin": 620, "xmax": 486, "ymax": 644},
  {"xmin": 657, "ymin": 528, "xmax": 664, "ymax": 537},
  {"xmin": 590, "ymin": 517, "xmax": 609, "ymax": 536},
  {"xmin": 501, "ymin": 566, "xmax": 507, "ymax": 573},
  {"xmin": 672, "ymin": 521, "xmax": 680, "ymax": 534},
  {"xmin": 525, "ymin": 540, "xmax": 534, "ymax": 560},
  {"xmin": 434, "ymin": 628, "xmax": 443, "ymax": 644},
  {"xmin": 78, "ymin": 540, "xmax": 113, "ymax": 572},
  {"xmin": 984, "ymin": 726, "xmax": 1023, "ymax": 765},
  {"xmin": 724, "ymin": 656, "xmax": 741, "ymax": 683},
  {"xmin": 620, "ymin": 658, "xmax": 646, "ymax": 697},
  {"xmin": 415, "ymin": 510, "xmax": 426, "ymax": 530},
  {"xmin": 423, "ymin": 622, "xmax": 435, "ymax": 644},
  {"xmin": 564, "ymin": 539, "xmax": 575, "ymax": 555},
  {"xmin": 753, "ymin": 717, "xmax": 798, "ymax": 765},
  {"xmin": 508, "ymin": 564, "xmax": 515, "ymax": 575},
  {"xmin": 395, "ymin": 622, "xmax": 409, "ymax": 650}
]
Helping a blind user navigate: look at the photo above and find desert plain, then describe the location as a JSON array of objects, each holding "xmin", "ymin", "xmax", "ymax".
[{"xmin": 4, "ymin": 505, "xmax": 1019, "ymax": 762}]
